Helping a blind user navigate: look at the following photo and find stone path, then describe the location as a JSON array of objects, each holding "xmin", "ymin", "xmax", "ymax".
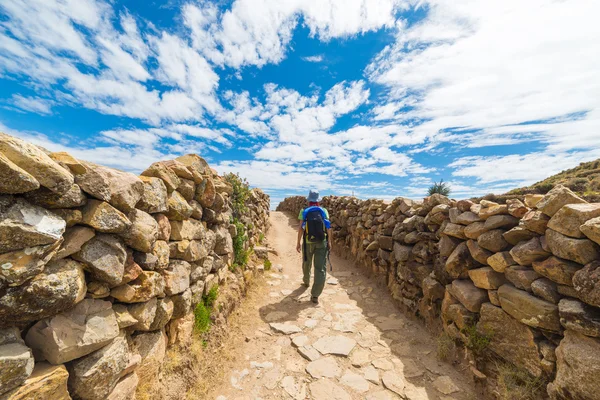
[{"xmin": 209, "ymin": 212, "xmax": 478, "ymax": 400}]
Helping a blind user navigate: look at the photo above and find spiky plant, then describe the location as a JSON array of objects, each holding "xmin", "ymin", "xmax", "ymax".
[{"xmin": 428, "ymin": 179, "xmax": 451, "ymax": 196}]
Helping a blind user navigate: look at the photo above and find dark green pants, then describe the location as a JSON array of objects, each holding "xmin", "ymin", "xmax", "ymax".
[{"xmin": 303, "ymin": 241, "xmax": 327, "ymax": 298}]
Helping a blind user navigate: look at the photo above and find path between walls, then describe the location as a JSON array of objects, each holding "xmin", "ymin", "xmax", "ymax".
[{"xmin": 207, "ymin": 212, "xmax": 479, "ymax": 400}]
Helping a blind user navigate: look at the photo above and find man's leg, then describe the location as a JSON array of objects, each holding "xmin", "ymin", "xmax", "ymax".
[
  {"xmin": 302, "ymin": 242, "xmax": 314, "ymax": 286},
  {"xmin": 311, "ymin": 241, "xmax": 328, "ymax": 299}
]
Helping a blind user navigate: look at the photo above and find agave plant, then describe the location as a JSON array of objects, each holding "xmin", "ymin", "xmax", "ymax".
[{"xmin": 428, "ymin": 179, "xmax": 451, "ymax": 196}]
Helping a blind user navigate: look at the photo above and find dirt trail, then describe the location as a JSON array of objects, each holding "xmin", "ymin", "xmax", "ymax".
[{"xmin": 207, "ymin": 211, "xmax": 478, "ymax": 400}]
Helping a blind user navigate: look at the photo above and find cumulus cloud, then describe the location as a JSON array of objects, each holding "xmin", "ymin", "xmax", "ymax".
[{"xmin": 302, "ymin": 55, "xmax": 324, "ymax": 63}]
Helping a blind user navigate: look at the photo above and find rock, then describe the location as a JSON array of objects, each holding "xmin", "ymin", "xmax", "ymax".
[
  {"xmin": 422, "ymin": 276, "xmax": 445, "ymax": 301},
  {"xmin": 197, "ymin": 177, "xmax": 216, "ymax": 208},
  {"xmin": 0, "ymin": 362, "xmax": 69, "ymax": 400},
  {"xmin": 165, "ymin": 191, "xmax": 193, "ymax": 221},
  {"xmin": 525, "ymin": 194, "xmax": 544, "ymax": 208},
  {"xmin": 464, "ymin": 221, "xmax": 487, "ymax": 239},
  {"xmin": 110, "ymin": 271, "xmax": 165, "ymax": 303},
  {"xmin": 573, "ymin": 261, "xmax": 600, "ymax": 307},
  {"xmin": 498, "ymin": 284, "xmax": 560, "ymax": 332},
  {"xmin": 309, "ymin": 379, "xmax": 350, "ymax": 400},
  {"xmin": 141, "ymin": 163, "xmax": 181, "ymax": 192},
  {"xmin": 76, "ymin": 162, "xmax": 144, "ymax": 213},
  {"xmin": 488, "ymin": 289, "xmax": 500, "ymax": 306},
  {"xmin": 546, "ymin": 228, "xmax": 600, "ymax": 264},
  {"xmin": 131, "ymin": 330, "xmax": 167, "ymax": 382},
  {"xmin": 120, "ymin": 209, "xmax": 158, "ymax": 253},
  {"xmin": 432, "ymin": 375, "xmax": 459, "ymax": 395},
  {"xmin": 466, "ymin": 240, "xmax": 493, "ymax": 264},
  {"xmin": 532, "ymin": 256, "xmax": 582, "ymax": 285},
  {"xmin": 269, "ymin": 323, "xmax": 302, "ymax": 335},
  {"xmin": 503, "ymin": 226, "xmax": 537, "ymax": 245},
  {"xmin": 531, "ymin": 278, "xmax": 562, "ymax": 304},
  {"xmin": 87, "ymin": 281, "xmax": 110, "ymax": 299},
  {"xmin": 438, "ymin": 235, "xmax": 460, "ymax": 257},
  {"xmin": 381, "ymin": 371, "xmax": 405, "ymax": 396},
  {"xmin": 52, "ymin": 208, "xmax": 82, "ymax": 227},
  {"xmin": 0, "ymin": 341, "xmax": 34, "ymax": 396},
  {"xmin": 25, "ymin": 184, "xmax": 86, "ymax": 209},
  {"xmin": 162, "ymin": 260, "xmax": 191, "ymax": 296},
  {"xmin": 166, "ymin": 312, "xmax": 194, "ymax": 347},
  {"xmin": 448, "ymin": 280, "xmax": 488, "ymax": 312},
  {"xmin": 455, "ymin": 211, "xmax": 481, "ymax": 225},
  {"xmin": 175, "ymin": 154, "xmax": 210, "ymax": 178},
  {"xmin": 25, "ymin": 299, "xmax": 119, "ymax": 364},
  {"xmin": 214, "ymin": 226, "xmax": 233, "ymax": 255},
  {"xmin": 49, "ymin": 152, "xmax": 86, "ymax": 175},
  {"xmin": 67, "ymin": 333, "xmax": 129, "ymax": 400},
  {"xmin": 0, "ymin": 132, "xmax": 73, "ymax": 194},
  {"xmin": 151, "ymin": 240, "xmax": 170, "ymax": 270},
  {"xmin": 547, "ymin": 330, "xmax": 600, "ymax": 400},
  {"xmin": 340, "ymin": 370, "xmax": 370, "ymax": 393},
  {"xmin": 0, "ymin": 240, "xmax": 62, "ymax": 286},
  {"xmin": 128, "ymin": 298, "xmax": 157, "ymax": 331},
  {"xmin": 484, "ymin": 214, "xmax": 519, "ymax": 231},
  {"xmin": 548, "ymin": 203, "xmax": 600, "ymax": 239},
  {"xmin": 177, "ymin": 179, "xmax": 195, "ymax": 201},
  {"xmin": 0, "ymin": 152, "xmax": 39, "ymax": 194},
  {"xmin": 442, "ymin": 223, "xmax": 467, "ymax": 240},
  {"xmin": 537, "ymin": 185, "xmax": 587, "ymax": 217},
  {"xmin": 505, "ymin": 266, "xmax": 541, "ymax": 291},
  {"xmin": 479, "ymin": 203, "xmax": 508, "ymax": 220},
  {"xmin": 0, "ymin": 197, "xmax": 65, "ymax": 253},
  {"xmin": 468, "ymin": 267, "xmax": 507, "ymax": 290},
  {"xmin": 313, "ymin": 335, "xmax": 357, "ymax": 356},
  {"xmin": 393, "ymin": 243, "xmax": 412, "ymax": 262},
  {"xmin": 446, "ymin": 242, "xmax": 478, "ymax": 279},
  {"xmin": 477, "ymin": 303, "xmax": 544, "ymax": 377},
  {"xmin": 578, "ymin": 214, "xmax": 600, "ymax": 248},
  {"xmin": 120, "ymin": 251, "xmax": 142, "ymax": 285},
  {"xmin": 73, "ymin": 234, "xmax": 127, "ymax": 287},
  {"xmin": 507, "ymin": 198, "xmax": 529, "ymax": 218},
  {"xmin": 154, "ymin": 214, "xmax": 171, "ymax": 241},
  {"xmin": 54, "ymin": 226, "xmax": 95, "ymax": 260},
  {"xmin": 377, "ymin": 236, "xmax": 393, "ymax": 251},
  {"xmin": 520, "ymin": 210, "xmax": 550, "ymax": 235},
  {"xmin": 169, "ymin": 240, "xmax": 207, "ymax": 262},
  {"xmin": 559, "ymin": 298, "xmax": 600, "ymax": 337},
  {"xmin": 81, "ymin": 200, "xmax": 131, "ymax": 233},
  {"xmin": 0, "ymin": 258, "xmax": 86, "ymax": 327},
  {"xmin": 169, "ymin": 219, "xmax": 205, "ymax": 241},
  {"xmin": 106, "ymin": 373, "xmax": 138, "ymax": 400},
  {"xmin": 477, "ymin": 229, "xmax": 509, "ymax": 252},
  {"xmin": 487, "ymin": 252, "xmax": 516, "ymax": 273},
  {"xmin": 113, "ymin": 304, "xmax": 138, "ymax": 329},
  {"xmin": 297, "ymin": 345, "xmax": 321, "ymax": 361},
  {"xmin": 149, "ymin": 297, "xmax": 174, "ymax": 330},
  {"xmin": 306, "ymin": 357, "xmax": 341, "ymax": 378},
  {"xmin": 136, "ymin": 176, "xmax": 168, "ymax": 214},
  {"xmin": 171, "ymin": 288, "xmax": 192, "ymax": 319},
  {"xmin": 510, "ymin": 237, "xmax": 550, "ymax": 266}
]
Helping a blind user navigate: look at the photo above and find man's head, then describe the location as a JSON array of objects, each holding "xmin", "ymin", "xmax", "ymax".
[{"xmin": 307, "ymin": 190, "xmax": 320, "ymax": 205}]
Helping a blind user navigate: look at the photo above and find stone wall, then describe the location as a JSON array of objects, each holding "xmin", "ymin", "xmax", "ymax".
[
  {"xmin": 278, "ymin": 188, "xmax": 600, "ymax": 399},
  {"xmin": 0, "ymin": 132, "xmax": 270, "ymax": 399}
]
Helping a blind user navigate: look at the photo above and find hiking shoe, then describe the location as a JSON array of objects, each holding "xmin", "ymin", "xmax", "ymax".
[{"xmin": 311, "ymin": 297, "xmax": 319, "ymax": 304}]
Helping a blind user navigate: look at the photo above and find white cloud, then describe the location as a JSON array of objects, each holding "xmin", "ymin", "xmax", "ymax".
[
  {"xmin": 10, "ymin": 95, "xmax": 55, "ymax": 115},
  {"xmin": 302, "ymin": 55, "xmax": 323, "ymax": 62}
]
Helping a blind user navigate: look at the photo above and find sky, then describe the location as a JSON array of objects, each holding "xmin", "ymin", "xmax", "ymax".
[{"xmin": 1, "ymin": 0, "xmax": 599, "ymax": 208}]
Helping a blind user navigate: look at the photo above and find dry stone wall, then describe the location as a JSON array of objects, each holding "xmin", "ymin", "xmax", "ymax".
[
  {"xmin": 0, "ymin": 132, "xmax": 270, "ymax": 399},
  {"xmin": 278, "ymin": 187, "xmax": 600, "ymax": 399}
]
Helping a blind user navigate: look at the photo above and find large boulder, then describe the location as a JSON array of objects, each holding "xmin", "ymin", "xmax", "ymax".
[
  {"xmin": 442, "ymin": 223, "xmax": 467, "ymax": 240},
  {"xmin": 546, "ymin": 228, "xmax": 600, "ymax": 265},
  {"xmin": 580, "ymin": 216, "xmax": 600, "ymax": 246},
  {"xmin": 110, "ymin": 271, "xmax": 165, "ymax": 303},
  {"xmin": 548, "ymin": 330, "xmax": 600, "ymax": 399},
  {"xmin": 0, "ymin": 259, "xmax": 86, "ymax": 327},
  {"xmin": 169, "ymin": 219, "xmax": 205, "ymax": 241},
  {"xmin": 0, "ymin": 152, "xmax": 39, "ymax": 194},
  {"xmin": 165, "ymin": 191, "xmax": 193, "ymax": 221},
  {"xmin": 559, "ymin": 298, "xmax": 600, "ymax": 337},
  {"xmin": 162, "ymin": 260, "xmax": 191, "ymax": 296},
  {"xmin": 477, "ymin": 229, "xmax": 509, "ymax": 252},
  {"xmin": 548, "ymin": 203, "xmax": 600, "ymax": 238},
  {"xmin": 0, "ymin": 197, "xmax": 65, "ymax": 253},
  {"xmin": 196, "ymin": 177, "xmax": 216, "ymax": 208},
  {"xmin": 127, "ymin": 298, "xmax": 157, "ymax": 331},
  {"xmin": 487, "ymin": 252, "xmax": 516, "ymax": 273},
  {"xmin": 510, "ymin": 237, "xmax": 551, "ymax": 266},
  {"xmin": 120, "ymin": 209, "xmax": 158, "ymax": 253},
  {"xmin": 131, "ymin": 330, "xmax": 167, "ymax": 382},
  {"xmin": 0, "ymin": 240, "xmax": 62, "ymax": 287},
  {"xmin": 76, "ymin": 162, "xmax": 144, "ymax": 213},
  {"xmin": 176, "ymin": 154, "xmax": 210, "ymax": 178},
  {"xmin": 73, "ymin": 234, "xmax": 127, "ymax": 287},
  {"xmin": 532, "ymin": 256, "xmax": 582, "ymax": 286},
  {"xmin": 24, "ymin": 184, "xmax": 86, "ymax": 209},
  {"xmin": 468, "ymin": 267, "xmax": 507, "ymax": 290},
  {"xmin": 503, "ymin": 226, "xmax": 537, "ymax": 246},
  {"xmin": 464, "ymin": 222, "xmax": 487, "ymax": 239},
  {"xmin": 505, "ymin": 266, "xmax": 541, "ymax": 291},
  {"xmin": 136, "ymin": 176, "xmax": 168, "ymax": 214},
  {"xmin": 537, "ymin": 184, "xmax": 587, "ymax": 217},
  {"xmin": 448, "ymin": 280, "xmax": 488, "ymax": 312},
  {"xmin": 67, "ymin": 333, "xmax": 129, "ymax": 400},
  {"xmin": 445, "ymin": 242, "xmax": 478, "ymax": 279},
  {"xmin": 477, "ymin": 303, "xmax": 544, "ymax": 377},
  {"xmin": 177, "ymin": 179, "xmax": 195, "ymax": 201},
  {"xmin": 149, "ymin": 298, "xmax": 174, "ymax": 331},
  {"xmin": 0, "ymin": 132, "xmax": 73, "ymax": 194},
  {"xmin": 573, "ymin": 261, "xmax": 600, "ymax": 307},
  {"xmin": 0, "ymin": 362, "xmax": 70, "ymax": 400},
  {"xmin": 484, "ymin": 214, "xmax": 519, "ymax": 231},
  {"xmin": 25, "ymin": 299, "xmax": 119, "ymax": 364},
  {"xmin": 519, "ymin": 210, "xmax": 550, "ymax": 235},
  {"xmin": 466, "ymin": 240, "xmax": 493, "ymax": 265},
  {"xmin": 141, "ymin": 163, "xmax": 180, "ymax": 192},
  {"xmin": 81, "ymin": 200, "xmax": 131, "ymax": 233},
  {"xmin": 498, "ymin": 284, "xmax": 560, "ymax": 332},
  {"xmin": 169, "ymin": 240, "xmax": 207, "ymax": 262},
  {"xmin": 531, "ymin": 278, "xmax": 562, "ymax": 304},
  {"xmin": 214, "ymin": 226, "xmax": 233, "ymax": 255}
]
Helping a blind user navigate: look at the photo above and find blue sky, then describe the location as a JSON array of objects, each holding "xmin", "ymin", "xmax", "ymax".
[{"xmin": 1, "ymin": 0, "xmax": 599, "ymax": 207}]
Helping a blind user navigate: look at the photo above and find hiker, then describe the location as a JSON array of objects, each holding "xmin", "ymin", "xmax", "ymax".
[{"xmin": 296, "ymin": 190, "xmax": 332, "ymax": 304}]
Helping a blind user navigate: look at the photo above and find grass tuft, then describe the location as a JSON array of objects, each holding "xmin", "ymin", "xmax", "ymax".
[
  {"xmin": 263, "ymin": 259, "xmax": 272, "ymax": 271},
  {"xmin": 462, "ymin": 324, "xmax": 492, "ymax": 355},
  {"xmin": 436, "ymin": 332, "xmax": 457, "ymax": 361},
  {"xmin": 496, "ymin": 361, "xmax": 545, "ymax": 400}
]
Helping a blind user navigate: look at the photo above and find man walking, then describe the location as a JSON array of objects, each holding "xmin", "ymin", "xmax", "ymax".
[{"xmin": 296, "ymin": 190, "xmax": 332, "ymax": 304}]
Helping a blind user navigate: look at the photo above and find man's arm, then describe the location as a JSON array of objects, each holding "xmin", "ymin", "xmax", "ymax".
[{"xmin": 296, "ymin": 225, "xmax": 304, "ymax": 253}]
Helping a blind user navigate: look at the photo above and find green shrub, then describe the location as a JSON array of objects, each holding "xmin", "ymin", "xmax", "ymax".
[
  {"xmin": 462, "ymin": 324, "xmax": 491, "ymax": 355},
  {"xmin": 428, "ymin": 179, "xmax": 451, "ymax": 196},
  {"xmin": 193, "ymin": 302, "xmax": 211, "ymax": 334},
  {"xmin": 203, "ymin": 286, "xmax": 218, "ymax": 309},
  {"xmin": 225, "ymin": 173, "xmax": 252, "ymax": 270},
  {"xmin": 263, "ymin": 259, "xmax": 272, "ymax": 271},
  {"xmin": 259, "ymin": 232, "xmax": 265, "ymax": 244}
]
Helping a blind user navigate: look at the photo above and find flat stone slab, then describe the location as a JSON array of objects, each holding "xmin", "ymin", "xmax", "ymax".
[
  {"xmin": 340, "ymin": 370, "xmax": 370, "ymax": 393},
  {"xmin": 382, "ymin": 370, "xmax": 405, "ymax": 396},
  {"xmin": 297, "ymin": 345, "xmax": 321, "ymax": 361},
  {"xmin": 313, "ymin": 335, "xmax": 357, "ymax": 356},
  {"xmin": 291, "ymin": 335, "xmax": 309, "ymax": 348},
  {"xmin": 306, "ymin": 357, "xmax": 341, "ymax": 378},
  {"xmin": 264, "ymin": 311, "xmax": 288, "ymax": 322},
  {"xmin": 433, "ymin": 375, "xmax": 460, "ymax": 395},
  {"xmin": 363, "ymin": 365, "xmax": 380, "ymax": 384},
  {"xmin": 309, "ymin": 379, "xmax": 351, "ymax": 400},
  {"xmin": 269, "ymin": 323, "xmax": 302, "ymax": 335}
]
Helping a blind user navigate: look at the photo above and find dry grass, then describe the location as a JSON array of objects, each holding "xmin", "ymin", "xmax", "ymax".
[
  {"xmin": 436, "ymin": 332, "xmax": 457, "ymax": 361},
  {"xmin": 495, "ymin": 361, "xmax": 545, "ymax": 400}
]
